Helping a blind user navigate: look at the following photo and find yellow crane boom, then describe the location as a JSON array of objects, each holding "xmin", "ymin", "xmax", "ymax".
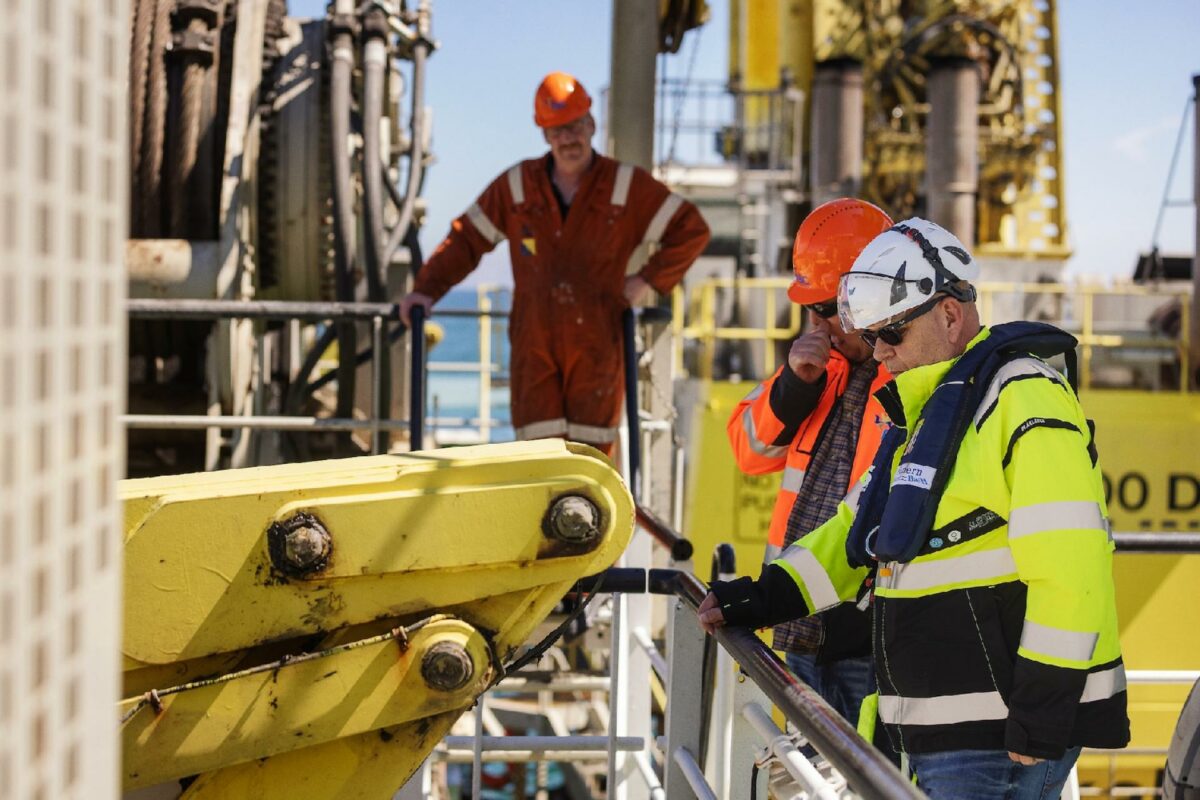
[{"xmin": 119, "ymin": 440, "xmax": 633, "ymax": 798}]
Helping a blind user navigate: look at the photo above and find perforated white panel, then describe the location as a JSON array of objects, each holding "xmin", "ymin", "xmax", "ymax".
[{"xmin": 0, "ymin": 1, "xmax": 126, "ymax": 799}]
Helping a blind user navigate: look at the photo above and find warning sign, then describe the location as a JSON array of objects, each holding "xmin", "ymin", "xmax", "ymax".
[
  {"xmin": 687, "ymin": 383, "xmax": 1200, "ymax": 577},
  {"xmin": 1083, "ymin": 390, "xmax": 1200, "ymax": 532}
]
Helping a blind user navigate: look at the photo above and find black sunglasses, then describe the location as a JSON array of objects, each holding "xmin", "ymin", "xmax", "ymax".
[
  {"xmin": 804, "ymin": 300, "xmax": 839, "ymax": 319},
  {"xmin": 860, "ymin": 294, "xmax": 946, "ymax": 348}
]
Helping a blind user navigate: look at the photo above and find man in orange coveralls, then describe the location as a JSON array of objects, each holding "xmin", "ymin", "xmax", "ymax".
[{"xmin": 400, "ymin": 72, "xmax": 710, "ymax": 454}]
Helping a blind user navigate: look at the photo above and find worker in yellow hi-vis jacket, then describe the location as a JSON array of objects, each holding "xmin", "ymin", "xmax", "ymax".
[{"xmin": 699, "ymin": 217, "xmax": 1129, "ymax": 799}]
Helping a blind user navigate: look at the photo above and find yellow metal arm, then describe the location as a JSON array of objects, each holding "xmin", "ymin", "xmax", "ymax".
[{"xmin": 119, "ymin": 440, "xmax": 633, "ymax": 797}]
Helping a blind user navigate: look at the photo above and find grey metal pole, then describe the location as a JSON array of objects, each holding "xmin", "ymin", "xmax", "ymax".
[
  {"xmin": 810, "ymin": 59, "xmax": 864, "ymax": 205},
  {"xmin": 1191, "ymin": 74, "xmax": 1199, "ymax": 389},
  {"xmin": 608, "ymin": 0, "xmax": 658, "ymax": 168},
  {"xmin": 926, "ymin": 58, "xmax": 980, "ymax": 247}
]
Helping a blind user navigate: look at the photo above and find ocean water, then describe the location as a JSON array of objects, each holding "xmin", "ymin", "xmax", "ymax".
[{"xmin": 426, "ymin": 288, "xmax": 515, "ymax": 441}]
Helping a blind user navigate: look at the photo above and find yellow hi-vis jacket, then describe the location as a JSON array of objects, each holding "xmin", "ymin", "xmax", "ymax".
[{"xmin": 711, "ymin": 328, "xmax": 1130, "ymax": 758}]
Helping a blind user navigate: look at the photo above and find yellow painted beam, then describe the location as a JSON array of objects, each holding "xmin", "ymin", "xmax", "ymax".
[
  {"xmin": 122, "ymin": 440, "xmax": 632, "ymax": 665},
  {"xmin": 123, "ymin": 618, "xmax": 489, "ymax": 789}
]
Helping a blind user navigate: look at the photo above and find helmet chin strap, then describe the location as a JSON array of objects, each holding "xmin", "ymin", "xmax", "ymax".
[{"xmin": 890, "ymin": 223, "xmax": 973, "ymax": 299}]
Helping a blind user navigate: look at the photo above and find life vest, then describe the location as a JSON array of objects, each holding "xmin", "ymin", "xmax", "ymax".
[{"xmin": 846, "ymin": 321, "xmax": 1080, "ymax": 566}]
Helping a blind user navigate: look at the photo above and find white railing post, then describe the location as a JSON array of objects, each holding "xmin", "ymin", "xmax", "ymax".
[
  {"xmin": 477, "ymin": 286, "xmax": 492, "ymax": 443},
  {"xmin": 730, "ymin": 670, "xmax": 772, "ymax": 800},
  {"xmin": 705, "ymin": 562, "xmax": 737, "ymax": 799},
  {"xmin": 615, "ymin": 534, "xmax": 653, "ymax": 800},
  {"xmin": 663, "ymin": 596, "xmax": 708, "ymax": 798}
]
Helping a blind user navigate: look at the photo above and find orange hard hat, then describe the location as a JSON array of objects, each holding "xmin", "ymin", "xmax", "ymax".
[
  {"xmin": 788, "ymin": 198, "xmax": 893, "ymax": 305},
  {"xmin": 534, "ymin": 72, "xmax": 592, "ymax": 128}
]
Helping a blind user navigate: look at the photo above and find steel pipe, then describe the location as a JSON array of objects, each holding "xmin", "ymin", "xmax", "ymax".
[
  {"xmin": 442, "ymin": 735, "xmax": 643, "ymax": 753},
  {"xmin": 361, "ymin": 9, "xmax": 389, "ymax": 298},
  {"xmin": 632, "ymin": 626, "xmax": 669, "ymax": 683},
  {"xmin": 381, "ymin": 1, "xmax": 431, "ymax": 266},
  {"xmin": 633, "ymin": 750, "xmax": 667, "ymax": 800},
  {"xmin": 810, "ymin": 59, "xmax": 864, "ymax": 205},
  {"xmin": 635, "ymin": 504, "xmax": 694, "ymax": 561},
  {"xmin": 926, "ymin": 57, "xmax": 981, "ymax": 247},
  {"xmin": 409, "ymin": 303, "xmax": 427, "ymax": 449},
  {"xmin": 622, "ymin": 308, "xmax": 642, "ymax": 495},
  {"xmin": 1113, "ymin": 532, "xmax": 1200, "ymax": 552},
  {"xmin": 122, "ymin": 414, "xmax": 410, "ymax": 432},
  {"xmin": 329, "ymin": 0, "xmax": 358, "ymax": 421},
  {"xmin": 743, "ymin": 702, "xmax": 842, "ymax": 800},
  {"xmin": 670, "ymin": 746, "xmax": 718, "ymax": 800},
  {"xmin": 438, "ymin": 749, "xmax": 637, "ymax": 763},
  {"xmin": 1193, "ymin": 73, "xmax": 1200, "ymax": 389},
  {"xmin": 127, "ymin": 239, "xmax": 221, "ymax": 289},
  {"xmin": 1125, "ymin": 670, "xmax": 1200, "ymax": 684},
  {"xmin": 491, "ymin": 676, "xmax": 613, "ymax": 693},
  {"xmin": 127, "ymin": 298, "xmax": 398, "ymax": 321}
]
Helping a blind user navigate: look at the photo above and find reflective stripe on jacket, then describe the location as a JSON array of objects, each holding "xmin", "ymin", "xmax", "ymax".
[
  {"xmin": 726, "ymin": 351, "xmax": 891, "ymax": 558},
  {"xmin": 714, "ymin": 328, "xmax": 1130, "ymax": 758}
]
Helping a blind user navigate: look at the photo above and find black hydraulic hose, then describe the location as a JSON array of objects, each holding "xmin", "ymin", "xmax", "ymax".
[
  {"xmin": 409, "ymin": 303, "xmax": 426, "ymax": 450},
  {"xmin": 360, "ymin": 9, "xmax": 388, "ymax": 299},
  {"xmin": 622, "ymin": 307, "xmax": 642, "ymax": 494},
  {"xmin": 381, "ymin": 25, "xmax": 429, "ymax": 266},
  {"xmin": 286, "ymin": 325, "xmax": 339, "ymax": 414},
  {"xmin": 329, "ymin": 14, "xmax": 359, "ymax": 423},
  {"xmin": 635, "ymin": 504, "xmax": 693, "ymax": 562},
  {"xmin": 360, "ymin": 8, "xmax": 391, "ymax": 453},
  {"xmin": 283, "ymin": 324, "xmax": 340, "ymax": 461}
]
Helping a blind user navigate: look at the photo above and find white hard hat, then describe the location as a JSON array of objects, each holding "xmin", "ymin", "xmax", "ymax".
[{"xmin": 836, "ymin": 217, "xmax": 979, "ymax": 332}]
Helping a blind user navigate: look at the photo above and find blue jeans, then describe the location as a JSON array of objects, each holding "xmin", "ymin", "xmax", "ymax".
[
  {"xmin": 908, "ymin": 747, "xmax": 1081, "ymax": 800},
  {"xmin": 785, "ymin": 651, "xmax": 875, "ymax": 726}
]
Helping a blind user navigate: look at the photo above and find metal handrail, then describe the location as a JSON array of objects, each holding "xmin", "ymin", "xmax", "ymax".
[
  {"xmin": 409, "ymin": 304, "xmax": 426, "ymax": 449},
  {"xmin": 581, "ymin": 567, "xmax": 923, "ymax": 800},
  {"xmin": 1113, "ymin": 532, "xmax": 1200, "ymax": 551},
  {"xmin": 699, "ymin": 543, "xmax": 737, "ymax": 774},
  {"xmin": 635, "ymin": 503, "xmax": 694, "ymax": 562},
  {"xmin": 126, "ymin": 297, "xmax": 400, "ymax": 321},
  {"xmin": 125, "ymin": 298, "xmax": 403, "ymax": 453},
  {"xmin": 623, "ymin": 307, "xmax": 642, "ymax": 493}
]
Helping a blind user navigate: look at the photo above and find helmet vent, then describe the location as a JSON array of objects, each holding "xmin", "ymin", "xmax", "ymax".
[{"xmin": 943, "ymin": 245, "xmax": 972, "ymax": 265}]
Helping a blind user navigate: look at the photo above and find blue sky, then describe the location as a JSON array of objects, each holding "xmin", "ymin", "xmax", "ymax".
[{"xmin": 291, "ymin": 1, "xmax": 1198, "ymax": 283}]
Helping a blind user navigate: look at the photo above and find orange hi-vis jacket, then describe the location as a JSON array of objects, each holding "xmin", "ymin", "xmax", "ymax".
[
  {"xmin": 727, "ymin": 351, "xmax": 892, "ymax": 560},
  {"xmin": 415, "ymin": 153, "xmax": 710, "ymax": 450}
]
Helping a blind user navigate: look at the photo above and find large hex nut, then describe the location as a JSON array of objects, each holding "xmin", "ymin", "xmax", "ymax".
[
  {"xmin": 421, "ymin": 641, "xmax": 474, "ymax": 692},
  {"xmin": 266, "ymin": 512, "xmax": 332, "ymax": 578},
  {"xmin": 545, "ymin": 494, "xmax": 602, "ymax": 544}
]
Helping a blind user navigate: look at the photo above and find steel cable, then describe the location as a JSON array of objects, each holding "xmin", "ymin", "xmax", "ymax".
[
  {"xmin": 167, "ymin": 16, "xmax": 213, "ymax": 237},
  {"xmin": 139, "ymin": 0, "xmax": 171, "ymax": 236},
  {"xmin": 120, "ymin": 617, "xmax": 436, "ymax": 726},
  {"xmin": 129, "ymin": 0, "xmax": 154, "ymax": 230}
]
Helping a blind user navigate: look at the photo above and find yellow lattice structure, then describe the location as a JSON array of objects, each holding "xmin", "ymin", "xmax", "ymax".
[{"xmin": 727, "ymin": 0, "xmax": 1068, "ymax": 259}]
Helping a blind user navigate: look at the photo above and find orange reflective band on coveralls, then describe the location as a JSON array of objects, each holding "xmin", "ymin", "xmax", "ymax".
[{"xmin": 414, "ymin": 154, "xmax": 710, "ymax": 454}]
